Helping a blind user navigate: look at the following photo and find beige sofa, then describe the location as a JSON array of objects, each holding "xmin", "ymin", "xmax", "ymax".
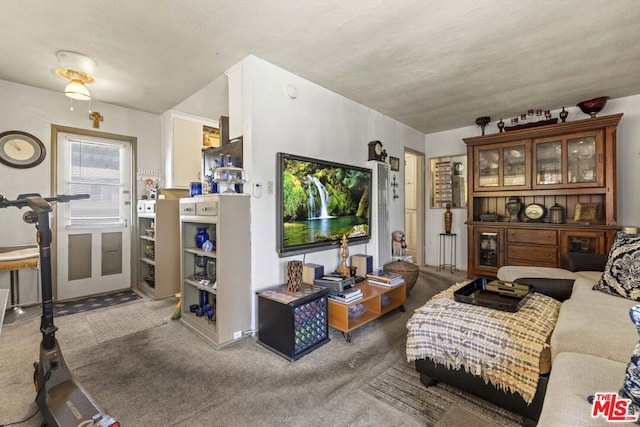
[{"xmin": 498, "ymin": 259, "xmax": 638, "ymax": 426}]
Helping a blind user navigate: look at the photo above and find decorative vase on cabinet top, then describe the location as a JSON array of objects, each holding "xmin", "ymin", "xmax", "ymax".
[
  {"xmin": 550, "ymin": 203, "xmax": 565, "ymax": 224},
  {"xmin": 505, "ymin": 197, "xmax": 522, "ymax": 222},
  {"xmin": 190, "ymin": 182, "xmax": 202, "ymax": 197},
  {"xmin": 195, "ymin": 227, "xmax": 210, "ymax": 248}
]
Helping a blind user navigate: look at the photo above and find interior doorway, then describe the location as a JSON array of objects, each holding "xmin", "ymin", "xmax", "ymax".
[
  {"xmin": 51, "ymin": 125, "xmax": 136, "ymax": 300},
  {"xmin": 404, "ymin": 149, "xmax": 425, "ymax": 266}
]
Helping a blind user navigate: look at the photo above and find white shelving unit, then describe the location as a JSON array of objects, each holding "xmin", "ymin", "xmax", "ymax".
[
  {"xmin": 136, "ymin": 199, "xmax": 181, "ymax": 299},
  {"xmin": 179, "ymin": 194, "xmax": 251, "ymax": 347}
]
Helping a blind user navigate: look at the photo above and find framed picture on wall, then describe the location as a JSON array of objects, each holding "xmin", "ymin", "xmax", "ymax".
[
  {"xmin": 428, "ymin": 154, "xmax": 468, "ymax": 208},
  {"xmin": 389, "ymin": 156, "xmax": 400, "ymax": 171},
  {"xmin": 203, "ymin": 125, "xmax": 220, "ymax": 148}
]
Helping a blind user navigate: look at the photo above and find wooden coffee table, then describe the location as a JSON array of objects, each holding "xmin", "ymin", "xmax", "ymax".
[{"xmin": 327, "ymin": 280, "xmax": 405, "ymax": 342}]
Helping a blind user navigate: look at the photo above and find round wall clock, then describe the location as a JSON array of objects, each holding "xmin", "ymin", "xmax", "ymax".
[
  {"xmin": 0, "ymin": 131, "xmax": 46, "ymax": 169},
  {"xmin": 524, "ymin": 203, "xmax": 547, "ymax": 222}
]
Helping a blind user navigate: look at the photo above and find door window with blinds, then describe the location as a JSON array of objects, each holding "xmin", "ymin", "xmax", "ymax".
[{"xmin": 65, "ymin": 138, "xmax": 127, "ymax": 226}]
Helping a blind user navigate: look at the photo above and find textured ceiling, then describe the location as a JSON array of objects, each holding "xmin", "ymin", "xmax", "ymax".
[{"xmin": 1, "ymin": 1, "xmax": 639, "ymax": 134}]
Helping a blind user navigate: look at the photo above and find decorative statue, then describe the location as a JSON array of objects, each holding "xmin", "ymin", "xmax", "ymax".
[
  {"xmin": 392, "ymin": 231, "xmax": 404, "ymax": 257},
  {"xmin": 286, "ymin": 260, "xmax": 303, "ymax": 292},
  {"xmin": 337, "ymin": 235, "xmax": 350, "ymax": 276}
]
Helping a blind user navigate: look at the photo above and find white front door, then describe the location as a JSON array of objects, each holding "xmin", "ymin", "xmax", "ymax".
[{"xmin": 55, "ymin": 131, "xmax": 132, "ymax": 300}]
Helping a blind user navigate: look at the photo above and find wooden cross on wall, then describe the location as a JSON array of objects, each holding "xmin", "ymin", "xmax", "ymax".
[{"xmin": 89, "ymin": 111, "xmax": 104, "ymax": 129}]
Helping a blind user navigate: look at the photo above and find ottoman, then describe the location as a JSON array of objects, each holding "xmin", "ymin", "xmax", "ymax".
[{"xmin": 407, "ymin": 281, "xmax": 561, "ymax": 423}]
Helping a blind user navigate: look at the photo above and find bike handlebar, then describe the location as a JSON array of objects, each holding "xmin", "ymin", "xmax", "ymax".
[{"xmin": 0, "ymin": 193, "xmax": 90, "ymax": 209}]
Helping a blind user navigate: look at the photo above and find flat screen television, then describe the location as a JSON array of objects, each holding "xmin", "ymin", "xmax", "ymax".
[{"xmin": 277, "ymin": 152, "xmax": 372, "ymax": 256}]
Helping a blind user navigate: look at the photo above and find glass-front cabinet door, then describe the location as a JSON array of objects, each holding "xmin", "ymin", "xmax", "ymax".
[
  {"xmin": 503, "ymin": 144, "xmax": 528, "ymax": 187},
  {"xmin": 533, "ymin": 131, "xmax": 604, "ymax": 189},
  {"xmin": 473, "ymin": 227, "xmax": 504, "ymax": 276},
  {"xmin": 534, "ymin": 140, "xmax": 562, "ymax": 185},
  {"xmin": 477, "ymin": 147, "xmax": 499, "ymax": 189},
  {"xmin": 567, "ymin": 135, "xmax": 599, "ymax": 184},
  {"xmin": 474, "ymin": 140, "xmax": 531, "ymax": 191},
  {"xmin": 560, "ymin": 230, "xmax": 606, "ymax": 255}
]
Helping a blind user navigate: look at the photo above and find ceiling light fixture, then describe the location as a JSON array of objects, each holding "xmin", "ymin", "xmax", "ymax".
[
  {"xmin": 55, "ymin": 51, "xmax": 96, "ymax": 101},
  {"xmin": 63, "ymin": 73, "xmax": 92, "ymax": 100}
]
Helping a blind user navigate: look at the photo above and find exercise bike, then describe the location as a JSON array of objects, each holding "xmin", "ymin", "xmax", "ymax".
[{"xmin": 0, "ymin": 193, "xmax": 119, "ymax": 427}]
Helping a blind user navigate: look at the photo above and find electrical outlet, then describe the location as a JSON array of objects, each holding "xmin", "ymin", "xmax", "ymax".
[{"xmin": 233, "ymin": 331, "xmax": 242, "ymax": 340}]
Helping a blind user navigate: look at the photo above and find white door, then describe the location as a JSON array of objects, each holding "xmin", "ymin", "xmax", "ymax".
[
  {"xmin": 55, "ymin": 132, "xmax": 132, "ymax": 300},
  {"xmin": 404, "ymin": 150, "xmax": 425, "ymax": 266}
]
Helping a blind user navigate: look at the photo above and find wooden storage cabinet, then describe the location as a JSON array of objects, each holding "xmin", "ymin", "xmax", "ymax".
[
  {"xmin": 179, "ymin": 194, "xmax": 251, "ymax": 347},
  {"xmin": 464, "ymin": 114, "xmax": 622, "ymax": 278},
  {"xmin": 328, "ymin": 281, "xmax": 406, "ymax": 342},
  {"xmin": 136, "ymin": 199, "xmax": 180, "ymax": 299}
]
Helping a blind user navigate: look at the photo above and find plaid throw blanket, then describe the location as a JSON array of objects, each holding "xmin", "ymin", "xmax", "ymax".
[{"xmin": 406, "ymin": 281, "xmax": 561, "ymax": 404}]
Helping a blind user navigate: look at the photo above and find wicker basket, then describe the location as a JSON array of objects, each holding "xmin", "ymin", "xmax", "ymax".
[{"xmin": 383, "ymin": 261, "xmax": 419, "ymax": 296}]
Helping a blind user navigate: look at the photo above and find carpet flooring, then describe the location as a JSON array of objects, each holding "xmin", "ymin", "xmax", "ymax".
[
  {"xmin": 53, "ymin": 289, "xmax": 141, "ymax": 317},
  {"xmin": 364, "ymin": 360, "xmax": 523, "ymax": 426},
  {"xmin": 0, "ymin": 267, "xmax": 529, "ymax": 426}
]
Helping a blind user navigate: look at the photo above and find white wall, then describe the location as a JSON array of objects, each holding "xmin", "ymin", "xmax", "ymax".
[
  {"xmin": 171, "ymin": 73, "xmax": 229, "ymax": 121},
  {"xmin": 424, "ymin": 94, "xmax": 640, "ymax": 270},
  {"xmin": 608, "ymin": 95, "xmax": 640, "ymax": 229},
  {"xmin": 239, "ymin": 56, "xmax": 425, "ymax": 329},
  {"xmin": 0, "ymin": 80, "xmax": 161, "ymax": 302}
]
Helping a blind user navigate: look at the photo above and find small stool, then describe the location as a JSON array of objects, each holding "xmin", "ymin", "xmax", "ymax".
[{"xmin": 0, "ymin": 245, "xmax": 40, "ymax": 324}]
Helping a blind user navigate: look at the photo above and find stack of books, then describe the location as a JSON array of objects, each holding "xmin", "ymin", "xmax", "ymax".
[
  {"xmin": 366, "ymin": 270, "xmax": 404, "ymax": 287},
  {"xmin": 328, "ymin": 287, "xmax": 363, "ymax": 303}
]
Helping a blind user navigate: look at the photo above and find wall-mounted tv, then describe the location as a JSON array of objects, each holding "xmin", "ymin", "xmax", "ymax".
[{"xmin": 277, "ymin": 152, "xmax": 372, "ymax": 257}]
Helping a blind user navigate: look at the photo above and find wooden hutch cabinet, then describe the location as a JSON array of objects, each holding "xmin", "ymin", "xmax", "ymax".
[{"xmin": 464, "ymin": 113, "xmax": 622, "ymax": 278}]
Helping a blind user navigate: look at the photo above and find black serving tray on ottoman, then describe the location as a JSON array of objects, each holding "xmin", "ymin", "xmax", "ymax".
[{"xmin": 454, "ymin": 277, "xmax": 533, "ymax": 312}]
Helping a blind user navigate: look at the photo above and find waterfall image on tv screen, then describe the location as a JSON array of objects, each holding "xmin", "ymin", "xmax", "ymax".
[{"xmin": 277, "ymin": 153, "xmax": 371, "ymax": 255}]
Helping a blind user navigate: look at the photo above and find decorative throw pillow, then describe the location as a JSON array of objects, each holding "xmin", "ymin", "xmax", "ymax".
[
  {"xmin": 619, "ymin": 305, "xmax": 640, "ymax": 422},
  {"xmin": 593, "ymin": 232, "xmax": 640, "ymax": 300}
]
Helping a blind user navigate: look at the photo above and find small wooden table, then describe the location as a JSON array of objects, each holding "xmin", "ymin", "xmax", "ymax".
[
  {"xmin": 0, "ymin": 245, "xmax": 39, "ymax": 324},
  {"xmin": 328, "ymin": 280, "xmax": 406, "ymax": 342}
]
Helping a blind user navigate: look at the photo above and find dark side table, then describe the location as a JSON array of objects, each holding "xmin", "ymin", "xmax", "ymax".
[{"xmin": 257, "ymin": 284, "xmax": 330, "ymax": 361}]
